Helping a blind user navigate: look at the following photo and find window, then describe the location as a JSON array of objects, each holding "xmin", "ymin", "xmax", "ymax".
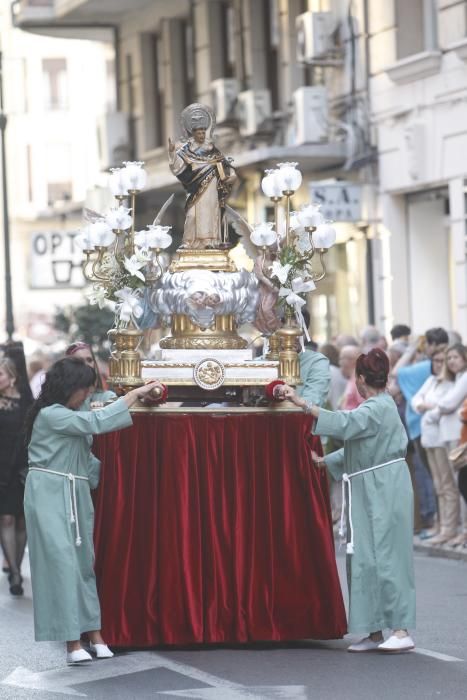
[
  {"xmin": 263, "ymin": 0, "xmax": 280, "ymax": 110},
  {"xmin": 395, "ymin": 0, "xmax": 437, "ymax": 59},
  {"xmin": 151, "ymin": 35, "xmax": 165, "ymax": 148},
  {"xmin": 182, "ymin": 19, "xmax": 196, "ymax": 106},
  {"xmin": 220, "ymin": 1, "xmax": 236, "ymax": 78},
  {"xmin": 42, "ymin": 58, "xmax": 68, "ymax": 110},
  {"xmin": 105, "ymin": 59, "xmax": 117, "ymax": 112},
  {"xmin": 46, "ymin": 142, "xmax": 72, "ymax": 206},
  {"xmin": 125, "ymin": 54, "xmax": 136, "ymax": 159}
]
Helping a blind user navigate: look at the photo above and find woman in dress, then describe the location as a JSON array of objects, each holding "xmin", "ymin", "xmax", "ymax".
[
  {"xmin": 411, "ymin": 345, "xmax": 457, "ymax": 544},
  {"xmin": 0, "ymin": 357, "xmax": 32, "ymax": 595},
  {"xmin": 24, "ymin": 357, "xmax": 162, "ymax": 664},
  {"xmin": 277, "ymin": 348, "xmax": 416, "ymax": 653},
  {"xmin": 424, "ymin": 343, "xmax": 467, "ymax": 546},
  {"xmin": 65, "ymin": 341, "xmax": 116, "ymax": 407}
]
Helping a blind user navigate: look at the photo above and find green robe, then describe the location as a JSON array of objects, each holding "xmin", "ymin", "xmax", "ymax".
[
  {"xmin": 298, "ymin": 350, "xmax": 330, "ymax": 407},
  {"xmin": 24, "ymin": 398, "xmax": 132, "ymax": 642},
  {"xmin": 314, "ymin": 392, "xmax": 416, "ymax": 634}
]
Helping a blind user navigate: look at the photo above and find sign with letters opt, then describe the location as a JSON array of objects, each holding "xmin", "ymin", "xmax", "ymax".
[
  {"xmin": 310, "ymin": 182, "xmax": 362, "ymax": 222},
  {"xmin": 29, "ymin": 230, "xmax": 84, "ymax": 289}
]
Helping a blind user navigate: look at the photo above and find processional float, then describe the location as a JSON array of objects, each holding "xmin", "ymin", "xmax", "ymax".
[{"xmin": 76, "ymin": 103, "xmax": 337, "ymax": 405}]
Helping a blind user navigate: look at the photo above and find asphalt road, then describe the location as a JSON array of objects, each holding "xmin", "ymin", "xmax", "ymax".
[{"xmin": 1, "ymin": 551, "xmax": 466, "ymax": 700}]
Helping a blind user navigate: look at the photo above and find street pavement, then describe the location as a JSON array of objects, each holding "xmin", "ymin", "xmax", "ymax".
[{"xmin": 1, "ymin": 550, "xmax": 467, "ymax": 700}]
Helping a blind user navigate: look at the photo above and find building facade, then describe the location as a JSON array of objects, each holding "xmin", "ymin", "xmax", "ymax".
[
  {"xmin": 11, "ymin": 0, "xmax": 467, "ymax": 341},
  {"xmin": 0, "ymin": 3, "xmax": 113, "ymax": 345}
]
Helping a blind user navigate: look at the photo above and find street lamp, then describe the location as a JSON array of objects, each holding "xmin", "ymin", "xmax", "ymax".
[{"xmin": 0, "ymin": 48, "xmax": 15, "ymax": 341}]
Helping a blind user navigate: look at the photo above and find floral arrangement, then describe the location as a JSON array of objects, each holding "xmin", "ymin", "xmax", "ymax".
[
  {"xmin": 249, "ymin": 163, "xmax": 337, "ymax": 336},
  {"xmin": 75, "ymin": 162, "xmax": 173, "ymax": 326}
]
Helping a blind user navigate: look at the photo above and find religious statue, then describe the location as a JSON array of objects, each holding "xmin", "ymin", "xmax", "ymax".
[
  {"xmin": 253, "ymin": 250, "xmax": 281, "ymax": 335},
  {"xmin": 168, "ymin": 103, "xmax": 236, "ymax": 250}
]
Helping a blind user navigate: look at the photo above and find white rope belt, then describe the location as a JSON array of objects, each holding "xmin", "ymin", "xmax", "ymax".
[
  {"xmin": 339, "ymin": 458, "xmax": 405, "ymax": 555},
  {"xmin": 29, "ymin": 467, "xmax": 89, "ymax": 547}
]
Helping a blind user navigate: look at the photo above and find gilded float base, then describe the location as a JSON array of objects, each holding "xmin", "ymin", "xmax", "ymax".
[
  {"xmin": 159, "ymin": 313, "xmax": 248, "ymax": 350},
  {"xmin": 169, "ymin": 248, "xmax": 236, "ymax": 272},
  {"xmin": 107, "ymin": 323, "xmax": 144, "ymax": 389}
]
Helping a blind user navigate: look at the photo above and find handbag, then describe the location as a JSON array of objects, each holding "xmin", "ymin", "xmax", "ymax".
[{"xmin": 448, "ymin": 443, "xmax": 467, "ymax": 471}]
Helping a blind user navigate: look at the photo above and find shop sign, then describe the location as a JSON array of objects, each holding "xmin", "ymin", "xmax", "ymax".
[
  {"xmin": 310, "ymin": 182, "xmax": 362, "ymax": 222},
  {"xmin": 29, "ymin": 230, "xmax": 84, "ymax": 289}
]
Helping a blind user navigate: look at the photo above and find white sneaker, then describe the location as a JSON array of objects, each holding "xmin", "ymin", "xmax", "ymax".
[
  {"xmin": 66, "ymin": 648, "xmax": 92, "ymax": 665},
  {"xmin": 89, "ymin": 642, "xmax": 114, "ymax": 659},
  {"xmin": 378, "ymin": 635, "xmax": 415, "ymax": 653},
  {"xmin": 348, "ymin": 636, "xmax": 382, "ymax": 653}
]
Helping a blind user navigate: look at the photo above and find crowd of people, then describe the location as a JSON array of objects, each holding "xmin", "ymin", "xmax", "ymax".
[{"xmin": 309, "ymin": 324, "xmax": 467, "ymax": 545}]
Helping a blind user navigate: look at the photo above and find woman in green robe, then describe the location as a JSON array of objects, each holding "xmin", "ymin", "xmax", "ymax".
[
  {"xmin": 279, "ymin": 348, "xmax": 416, "ymax": 653},
  {"xmin": 24, "ymin": 357, "xmax": 162, "ymax": 664}
]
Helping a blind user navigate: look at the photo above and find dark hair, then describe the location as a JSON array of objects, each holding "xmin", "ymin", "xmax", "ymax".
[
  {"xmin": 25, "ymin": 357, "xmax": 96, "ymax": 442},
  {"xmin": 425, "ymin": 327, "xmax": 449, "ymax": 346},
  {"xmin": 65, "ymin": 341, "xmax": 103, "ymax": 391},
  {"xmin": 390, "ymin": 324, "xmax": 411, "ymax": 341},
  {"xmin": 320, "ymin": 343, "xmax": 340, "ymax": 367},
  {"xmin": 355, "ymin": 348, "xmax": 389, "ymax": 388}
]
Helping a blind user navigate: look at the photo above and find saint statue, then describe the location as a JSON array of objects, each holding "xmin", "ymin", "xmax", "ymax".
[{"xmin": 168, "ymin": 103, "xmax": 236, "ymax": 249}]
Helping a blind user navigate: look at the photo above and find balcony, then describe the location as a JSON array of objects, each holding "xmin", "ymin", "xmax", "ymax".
[
  {"xmin": 12, "ymin": 0, "xmax": 190, "ymax": 37},
  {"xmin": 53, "ymin": 0, "xmax": 156, "ymax": 21},
  {"xmin": 11, "ymin": 0, "xmax": 55, "ymax": 26}
]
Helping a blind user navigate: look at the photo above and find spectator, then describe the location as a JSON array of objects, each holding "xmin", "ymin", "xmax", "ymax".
[
  {"xmin": 0, "ymin": 356, "xmax": 33, "ymax": 595},
  {"xmin": 424, "ymin": 343, "xmax": 467, "ymax": 546},
  {"xmin": 334, "ymin": 334, "xmax": 359, "ymax": 350},
  {"xmin": 320, "ymin": 343, "xmax": 347, "ymax": 410},
  {"xmin": 360, "ymin": 325, "xmax": 385, "ymax": 354},
  {"xmin": 65, "ymin": 342, "xmax": 116, "ymax": 407},
  {"xmin": 339, "ymin": 345, "xmax": 365, "ymax": 410},
  {"xmin": 412, "ymin": 345, "xmax": 457, "ymax": 544},
  {"xmin": 391, "ymin": 324, "xmax": 411, "ymax": 344},
  {"xmin": 394, "ymin": 327, "xmax": 449, "ymax": 534}
]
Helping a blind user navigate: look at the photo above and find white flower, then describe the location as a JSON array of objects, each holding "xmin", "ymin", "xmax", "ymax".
[
  {"xmin": 271, "ymin": 261, "xmax": 292, "ymax": 284},
  {"xmin": 250, "ymin": 222, "xmax": 277, "ymax": 247},
  {"xmin": 124, "ymin": 254, "xmax": 146, "ymax": 282},
  {"xmin": 114, "ymin": 287, "xmax": 143, "ymax": 322},
  {"xmin": 86, "ymin": 286, "xmax": 108, "ymax": 309},
  {"xmin": 135, "ymin": 225, "xmax": 172, "ymax": 250},
  {"xmin": 105, "ymin": 206, "xmax": 133, "ymax": 231}
]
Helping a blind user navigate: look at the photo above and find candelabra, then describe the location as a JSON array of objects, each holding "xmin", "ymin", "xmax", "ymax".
[
  {"xmin": 76, "ymin": 161, "xmax": 173, "ymax": 388},
  {"xmin": 249, "ymin": 162, "xmax": 337, "ymax": 385}
]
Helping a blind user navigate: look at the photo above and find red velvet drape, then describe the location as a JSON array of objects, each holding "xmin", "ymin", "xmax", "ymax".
[{"xmin": 93, "ymin": 413, "xmax": 347, "ymax": 646}]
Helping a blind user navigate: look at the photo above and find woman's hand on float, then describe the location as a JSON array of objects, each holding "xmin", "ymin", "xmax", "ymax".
[
  {"xmin": 124, "ymin": 381, "xmax": 165, "ymax": 407},
  {"xmin": 274, "ymin": 384, "xmax": 299, "ymax": 402},
  {"xmin": 168, "ymin": 137, "xmax": 175, "ymax": 154},
  {"xmin": 311, "ymin": 450, "xmax": 326, "ymax": 468}
]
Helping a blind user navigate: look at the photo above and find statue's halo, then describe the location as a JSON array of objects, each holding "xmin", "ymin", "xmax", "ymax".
[{"xmin": 181, "ymin": 103, "xmax": 216, "ymax": 140}]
